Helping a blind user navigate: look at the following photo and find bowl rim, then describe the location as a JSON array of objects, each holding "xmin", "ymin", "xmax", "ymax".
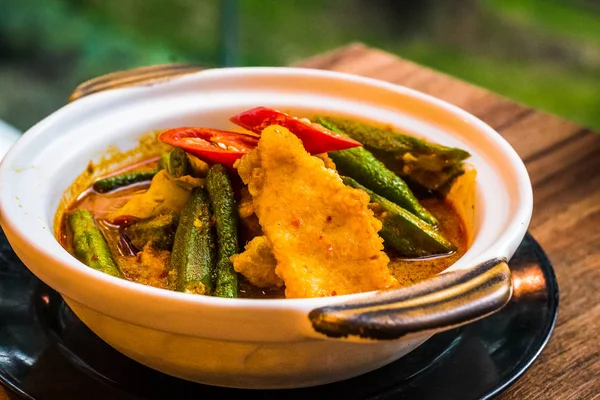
[{"xmin": 0, "ymin": 66, "xmax": 533, "ymax": 311}]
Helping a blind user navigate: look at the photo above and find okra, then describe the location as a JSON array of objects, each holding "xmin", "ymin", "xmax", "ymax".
[
  {"xmin": 343, "ymin": 177, "xmax": 456, "ymax": 257},
  {"xmin": 328, "ymin": 146, "xmax": 439, "ymax": 227},
  {"xmin": 317, "ymin": 117, "xmax": 470, "ymax": 193},
  {"xmin": 206, "ymin": 164, "xmax": 239, "ymax": 298},
  {"xmin": 166, "ymin": 147, "xmax": 193, "ymax": 178},
  {"xmin": 158, "ymin": 148, "xmax": 194, "ymax": 178},
  {"xmin": 123, "ymin": 213, "xmax": 178, "ymax": 251},
  {"xmin": 169, "ymin": 187, "xmax": 216, "ymax": 294},
  {"xmin": 93, "ymin": 170, "xmax": 157, "ymax": 193},
  {"xmin": 67, "ymin": 209, "xmax": 122, "ymax": 277},
  {"xmin": 158, "ymin": 152, "xmax": 171, "ymax": 171}
]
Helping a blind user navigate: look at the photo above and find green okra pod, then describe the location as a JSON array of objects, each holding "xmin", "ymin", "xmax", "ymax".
[
  {"xmin": 158, "ymin": 152, "xmax": 171, "ymax": 171},
  {"xmin": 169, "ymin": 187, "xmax": 216, "ymax": 294},
  {"xmin": 328, "ymin": 146, "xmax": 439, "ymax": 227},
  {"xmin": 166, "ymin": 147, "xmax": 193, "ymax": 178},
  {"xmin": 343, "ymin": 177, "xmax": 455, "ymax": 257},
  {"xmin": 206, "ymin": 164, "xmax": 240, "ymax": 298},
  {"xmin": 158, "ymin": 148, "xmax": 193, "ymax": 178},
  {"xmin": 317, "ymin": 117, "xmax": 470, "ymax": 193},
  {"xmin": 67, "ymin": 209, "xmax": 122, "ymax": 277}
]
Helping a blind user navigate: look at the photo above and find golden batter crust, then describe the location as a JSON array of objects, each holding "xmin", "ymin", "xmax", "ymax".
[{"xmin": 236, "ymin": 125, "xmax": 397, "ymax": 298}]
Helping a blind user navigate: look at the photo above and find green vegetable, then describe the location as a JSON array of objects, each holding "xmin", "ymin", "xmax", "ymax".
[
  {"xmin": 158, "ymin": 148, "xmax": 193, "ymax": 177},
  {"xmin": 327, "ymin": 146, "xmax": 439, "ymax": 227},
  {"xmin": 169, "ymin": 187, "xmax": 216, "ymax": 294},
  {"xmin": 166, "ymin": 147, "xmax": 193, "ymax": 178},
  {"xmin": 67, "ymin": 209, "xmax": 122, "ymax": 277},
  {"xmin": 157, "ymin": 152, "xmax": 171, "ymax": 171},
  {"xmin": 123, "ymin": 213, "xmax": 178, "ymax": 251},
  {"xmin": 93, "ymin": 170, "xmax": 157, "ymax": 193},
  {"xmin": 343, "ymin": 177, "xmax": 455, "ymax": 257},
  {"xmin": 206, "ymin": 164, "xmax": 239, "ymax": 298},
  {"xmin": 317, "ymin": 117, "xmax": 470, "ymax": 193},
  {"xmin": 160, "ymin": 148, "xmax": 209, "ymax": 178}
]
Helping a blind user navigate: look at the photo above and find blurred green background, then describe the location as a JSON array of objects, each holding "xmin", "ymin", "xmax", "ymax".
[{"xmin": 1, "ymin": 0, "xmax": 599, "ymax": 132}]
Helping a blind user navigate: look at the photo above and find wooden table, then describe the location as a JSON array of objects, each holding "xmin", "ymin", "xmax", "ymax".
[{"xmin": 2, "ymin": 43, "xmax": 599, "ymax": 399}]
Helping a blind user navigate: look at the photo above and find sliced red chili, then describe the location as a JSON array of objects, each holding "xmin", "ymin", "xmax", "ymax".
[
  {"xmin": 158, "ymin": 127, "xmax": 259, "ymax": 167},
  {"xmin": 229, "ymin": 107, "xmax": 362, "ymax": 154}
]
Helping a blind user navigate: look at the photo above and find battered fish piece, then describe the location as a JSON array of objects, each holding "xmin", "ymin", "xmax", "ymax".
[
  {"xmin": 315, "ymin": 153, "xmax": 337, "ymax": 171},
  {"xmin": 231, "ymin": 236, "xmax": 283, "ymax": 289},
  {"xmin": 238, "ymin": 187, "xmax": 263, "ymax": 241},
  {"xmin": 236, "ymin": 125, "xmax": 397, "ymax": 298}
]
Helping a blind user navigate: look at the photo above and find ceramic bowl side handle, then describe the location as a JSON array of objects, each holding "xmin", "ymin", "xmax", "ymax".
[
  {"xmin": 309, "ymin": 257, "xmax": 512, "ymax": 341},
  {"xmin": 69, "ymin": 63, "xmax": 203, "ymax": 102}
]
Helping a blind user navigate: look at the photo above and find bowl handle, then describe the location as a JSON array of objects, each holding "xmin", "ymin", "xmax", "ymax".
[
  {"xmin": 69, "ymin": 63, "xmax": 203, "ymax": 102},
  {"xmin": 308, "ymin": 257, "xmax": 512, "ymax": 340}
]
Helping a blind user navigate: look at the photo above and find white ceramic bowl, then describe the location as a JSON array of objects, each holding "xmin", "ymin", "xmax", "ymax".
[{"xmin": 0, "ymin": 67, "xmax": 532, "ymax": 389}]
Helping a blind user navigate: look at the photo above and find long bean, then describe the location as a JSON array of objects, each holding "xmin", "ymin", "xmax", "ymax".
[{"xmin": 93, "ymin": 170, "xmax": 157, "ymax": 193}]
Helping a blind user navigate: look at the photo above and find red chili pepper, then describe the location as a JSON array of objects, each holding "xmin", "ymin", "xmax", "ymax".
[
  {"xmin": 229, "ymin": 107, "xmax": 362, "ymax": 153},
  {"xmin": 158, "ymin": 127, "xmax": 259, "ymax": 167},
  {"xmin": 159, "ymin": 108, "xmax": 362, "ymax": 168}
]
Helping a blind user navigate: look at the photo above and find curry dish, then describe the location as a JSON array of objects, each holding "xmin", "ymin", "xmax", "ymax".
[{"xmin": 58, "ymin": 107, "xmax": 476, "ymax": 299}]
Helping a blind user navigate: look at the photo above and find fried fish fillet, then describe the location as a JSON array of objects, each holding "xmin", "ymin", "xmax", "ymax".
[
  {"xmin": 235, "ymin": 125, "xmax": 397, "ymax": 298},
  {"xmin": 231, "ymin": 236, "xmax": 283, "ymax": 289},
  {"xmin": 237, "ymin": 187, "xmax": 263, "ymax": 240}
]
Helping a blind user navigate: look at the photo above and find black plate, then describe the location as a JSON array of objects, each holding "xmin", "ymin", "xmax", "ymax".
[{"xmin": 0, "ymin": 230, "xmax": 558, "ymax": 400}]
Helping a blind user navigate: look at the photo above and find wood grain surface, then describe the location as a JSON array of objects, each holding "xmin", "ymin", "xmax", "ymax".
[
  {"xmin": 2, "ymin": 43, "xmax": 599, "ymax": 399},
  {"xmin": 298, "ymin": 43, "xmax": 600, "ymax": 400}
]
